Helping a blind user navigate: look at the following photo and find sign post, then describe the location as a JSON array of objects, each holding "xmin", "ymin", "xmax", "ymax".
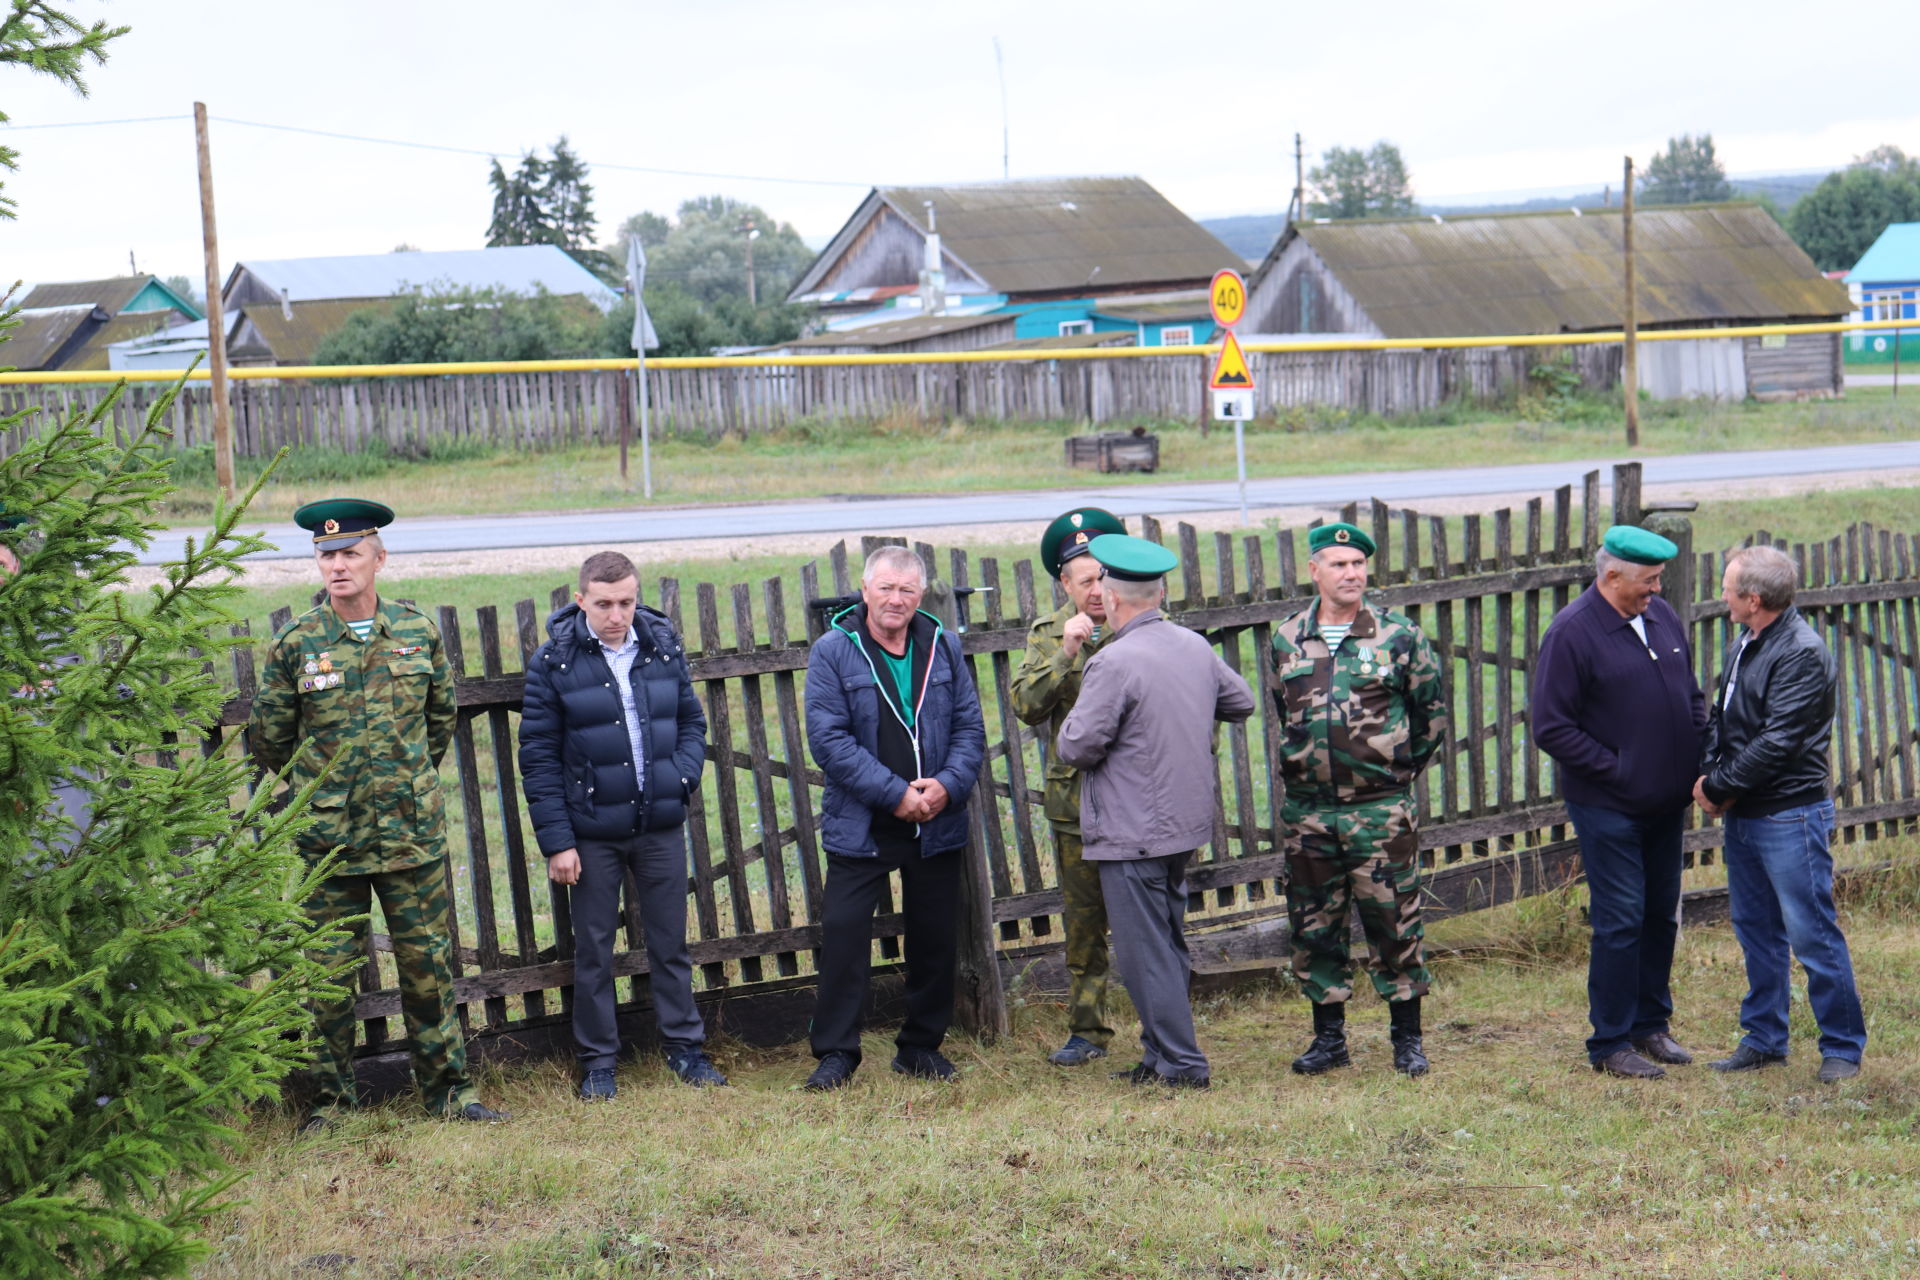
[
  {"xmin": 1208, "ymin": 269, "xmax": 1255, "ymax": 523},
  {"xmin": 627, "ymin": 238, "xmax": 662, "ymax": 499}
]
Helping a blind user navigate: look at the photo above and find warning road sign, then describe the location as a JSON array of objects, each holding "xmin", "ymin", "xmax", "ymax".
[
  {"xmin": 1209, "ymin": 329, "xmax": 1253, "ymax": 390},
  {"xmin": 1209, "ymin": 269, "xmax": 1247, "ymax": 328}
]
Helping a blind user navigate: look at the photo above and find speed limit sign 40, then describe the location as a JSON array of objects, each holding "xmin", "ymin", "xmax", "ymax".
[{"xmin": 1210, "ymin": 269, "xmax": 1247, "ymax": 329}]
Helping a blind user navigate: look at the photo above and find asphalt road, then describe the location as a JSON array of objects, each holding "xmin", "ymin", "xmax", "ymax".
[{"xmin": 133, "ymin": 440, "xmax": 1920, "ymax": 566}]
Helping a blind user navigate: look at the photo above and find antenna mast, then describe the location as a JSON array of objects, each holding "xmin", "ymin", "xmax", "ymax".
[{"xmin": 993, "ymin": 37, "xmax": 1010, "ymax": 179}]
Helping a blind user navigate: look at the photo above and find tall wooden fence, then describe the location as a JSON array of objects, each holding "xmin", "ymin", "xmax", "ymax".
[
  {"xmin": 192, "ymin": 464, "xmax": 1919, "ymax": 1057},
  {"xmin": 1, "ymin": 344, "xmax": 1620, "ymax": 457}
]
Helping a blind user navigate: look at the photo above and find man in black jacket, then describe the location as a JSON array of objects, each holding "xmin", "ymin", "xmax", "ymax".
[
  {"xmin": 518, "ymin": 551, "xmax": 723, "ymax": 1098},
  {"xmin": 1696, "ymin": 545, "xmax": 1865, "ymax": 1083}
]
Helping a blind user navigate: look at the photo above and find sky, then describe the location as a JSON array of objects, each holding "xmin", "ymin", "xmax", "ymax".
[{"xmin": 5, "ymin": 0, "xmax": 1918, "ymax": 287}]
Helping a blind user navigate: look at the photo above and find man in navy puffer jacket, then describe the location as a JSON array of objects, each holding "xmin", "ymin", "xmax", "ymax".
[
  {"xmin": 800, "ymin": 546, "xmax": 986, "ymax": 1090},
  {"xmin": 519, "ymin": 551, "xmax": 720, "ymax": 1098}
]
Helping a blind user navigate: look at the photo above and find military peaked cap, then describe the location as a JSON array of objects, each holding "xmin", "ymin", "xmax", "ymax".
[
  {"xmin": 1088, "ymin": 533, "xmax": 1178, "ymax": 582},
  {"xmin": 1601, "ymin": 525, "xmax": 1678, "ymax": 565},
  {"xmin": 295, "ymin": 498, "xmax": 394, "ymax": 551},
  {"xmin": 1309, "ymin": 522, "xmax": 1376, "ymax": 558},
  {"xmin": 1040, "ymin": 506, "xmax": 1128, "ymax": 579}
]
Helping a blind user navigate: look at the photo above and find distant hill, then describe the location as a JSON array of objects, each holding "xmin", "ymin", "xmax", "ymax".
[{"xmin": 1199, "ymin": 171, "xmax": 1833, "ymax": 262}]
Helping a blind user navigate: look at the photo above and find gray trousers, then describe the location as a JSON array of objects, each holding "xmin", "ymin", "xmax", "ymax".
[
  {"xmin": 1098, "ymin": 853, "xmax": 1208, "ymax": 1078},
  {"xmin": 570, "ymin": 826, "xmax": 705, "ymax": 1068}
]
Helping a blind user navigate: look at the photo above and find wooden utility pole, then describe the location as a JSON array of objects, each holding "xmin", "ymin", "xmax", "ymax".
[
  {"xmin": 742, "ymin": 218, "xmax": 757, "ymax": 307},
  {"xmin": 1622, "ymin": 155, "xmax": 1639, "ymax": 448},
  {"xmin": 194, "ymin": 102, "xmax": 234, "ymax": 501}
]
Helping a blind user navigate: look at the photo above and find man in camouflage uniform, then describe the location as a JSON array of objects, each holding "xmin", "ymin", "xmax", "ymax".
[
  {"xmin": 1272, "ymin": 522, "xmax": 1447, "ymax": 1077},
  {"xmin": 247, "ymin": 498, "xmax": 507, "ymax": 1130},
  {"xmin": 1011, "ymin": 507, "xmax": 1127, "ymax": 1066}
]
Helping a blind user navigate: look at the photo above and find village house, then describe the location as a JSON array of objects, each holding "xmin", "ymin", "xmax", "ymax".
[
  {"xmin": 8, "ymin": 275, "xmax": 202, "ymax": 372},
  {"xmin": 1843, "ymin": 222, "xmax": 1920, "ymax": 365}
]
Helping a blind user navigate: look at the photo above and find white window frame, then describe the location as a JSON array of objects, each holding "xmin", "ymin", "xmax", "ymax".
[
  {"xmin": 1057, "ymin": 319, "xmax": 1093, "ymax": 336},
  {"xmin": 1159, "ymin": 326, "xmax": 1194, "ymax": 347}
]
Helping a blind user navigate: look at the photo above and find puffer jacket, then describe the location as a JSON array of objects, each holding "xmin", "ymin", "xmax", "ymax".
[
  {"xmin": 518, "ymin": 602, "xmax": 707, "ymax": 854},
  {"xmin": 804, "ymin": 604, "xmax": 986, "ymax": 857},
  {"xmin": 1702, "ymin": 605, "xmax": 1836, "ymax": 816}
]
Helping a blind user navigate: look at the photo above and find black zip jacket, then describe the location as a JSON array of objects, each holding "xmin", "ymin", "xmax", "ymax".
[{"xmin": 1701, "ymin": 606, "xmax": 1836, "ymax": 816}]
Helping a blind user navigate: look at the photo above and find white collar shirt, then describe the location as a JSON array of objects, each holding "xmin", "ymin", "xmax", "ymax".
[{"xmin": 599, "ymin": 626, "xmax": 647, "ymax": 792}]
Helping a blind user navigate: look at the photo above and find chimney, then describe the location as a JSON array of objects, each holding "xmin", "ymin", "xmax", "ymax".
[{"xmin": 919, "ymin": 201, "xmax": 946, "ymax": 316}]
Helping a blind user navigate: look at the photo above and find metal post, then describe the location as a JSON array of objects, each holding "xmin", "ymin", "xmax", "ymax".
[
  {"xmin": 194, "ymin": 102, "xmax": 234, "ymax": 502},
  {"xmin": 1235, "ymin": 418, "xmax": 1249, "ymax": 525},
  {"xmin": 638, "ymin": 356, "xmax": 653, "ymax": 501}
]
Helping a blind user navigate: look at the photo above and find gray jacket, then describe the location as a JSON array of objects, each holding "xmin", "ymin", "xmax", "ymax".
[{"xmin": 1055, "ymin": 609, "xmax": 1255, "ymax": 860}]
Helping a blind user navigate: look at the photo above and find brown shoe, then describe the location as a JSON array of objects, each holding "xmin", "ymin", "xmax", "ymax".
[
  {"xmin": 1594, "ymin": 1048, "xmax": 1666, "ymax": 1079},
  {"xmin": 1632, "ymin": 1033, "xmax": 1694, "ymax": 1066}
]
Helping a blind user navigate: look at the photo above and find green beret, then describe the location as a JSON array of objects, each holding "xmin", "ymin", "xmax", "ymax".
[
  {"xmin": 294, "ymin": 497, "xmax": 394, "ymax": 551},
  {"xmin": 1601, "ymin": 524, "xmax": 1678, "ymax": 565},
  {"xmin": 1087, "ymin": 532, "xmax": 1177, "ymax": 582},
  {"xmin": 1309, "ymin": 522, "xmax": 1375, "ymax": 557},
  {"xmin": 1040, "ymin": 506, "xmax": 1127, "ymax": 579}
]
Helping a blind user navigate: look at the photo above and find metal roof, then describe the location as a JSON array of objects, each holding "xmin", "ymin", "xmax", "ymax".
[
  {"xmin": 6, "ymin": 305, "xmax": 103, "ymax": 370},
  {"xmin": 58, "ymin": 311, "xmax": 176, "ymax": 371},
  {"xmin": 1253, "ymin": 205, "xmax": 1849, "ymax": 337},
  {"xmin": 227, "ymin": 246, "xmax": 618, "ymax": 311},
  {"xmin": 1849, "ymin": 222, "xmax": 1920, "ymax": 285},
  {"xmin": 782, "ymin": 312, "xmax": 1008, "ymax": 349},
  {"xmin": 19, "ymin": 277, "xmax": 149, "ymax": 313},
  {"xmin": 1092, "ymin": 290, "xmax": 1211, "ymax": 323},
  {"xmin": 235, "ymin": 299, "xmax": 394, "ymax": 365},
  {"xmin": 791, "ymin": 177, "xmax": 1243, "ymax": 300}
]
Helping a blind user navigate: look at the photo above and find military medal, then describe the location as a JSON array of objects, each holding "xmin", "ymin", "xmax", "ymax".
[
  {"xmin": 390, "ymin": 645, "xmax": 423, "ymax": 657},
  {"xmin": 317, "ymin": 652, "xmax": 333, "ymax": 675},
  {"xmin": 303, "ymin": 656, "xmax": 319, "ymax": 676}
]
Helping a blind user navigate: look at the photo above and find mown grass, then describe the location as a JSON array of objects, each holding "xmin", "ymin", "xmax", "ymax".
[
  {"xmin": 153, "ymin": 386, "xmax": 1920, "ymax": 522},
  {"xmin": 200, "ymin": 843, "xmax": 1920, "ymax": 1280}
]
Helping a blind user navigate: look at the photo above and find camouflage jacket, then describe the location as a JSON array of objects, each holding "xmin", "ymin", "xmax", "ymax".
[
  {"xmin": 1010, "ymin": 601, "xmax": 1109, "ymax": 834},
  {"xmin": 1271, "ymin": 597, "xmax": 1447, "ymax": 805},
  {"xmin": 246, "ymin": 597, "xmax": 457, "ymax": 875}
]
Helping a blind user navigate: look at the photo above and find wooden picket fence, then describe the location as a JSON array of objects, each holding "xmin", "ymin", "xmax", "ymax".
[
  {"xmin": 0, "ymin": 343, "xmax": 1620, "ymax": 457},
  {"xmin": 193, "ymin": 462, "xmax": 1920, "ymax": 1054}
]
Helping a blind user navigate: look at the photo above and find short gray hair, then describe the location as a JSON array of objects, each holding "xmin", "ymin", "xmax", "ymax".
[
  {"xmin": 1103, "ymin": 575, "xmax": 1164, "ymax": 606},
  {"xmin": 1728, "ymin": 545, "xmax": 1797, "ymax": 611},
  {"xmin": 861, "ymin": 545, "xmax": 926, "ymax": 585},
  {"xmin": 1594, "ymin": 547, "xmax": 1620, "ymax": 578}
]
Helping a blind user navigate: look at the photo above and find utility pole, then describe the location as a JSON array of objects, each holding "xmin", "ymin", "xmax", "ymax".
[
  {"xmin": 194, "ymin": 102, "xmax": 234, "ymax": 502},
  {"xmin": 994, "ymin": 37, "xmax": 1010, "ymax": 180},
  {"xmin": 742, "ymin": 217, "xmax": 757, "ymax": 307},
  {"xmin": 1288, "ymin": 132, "xmax": 1305, "ymax": 224},
  {"xmin": 1622, "ymin": 155, "xmax": 1639, "ymax": 449}
]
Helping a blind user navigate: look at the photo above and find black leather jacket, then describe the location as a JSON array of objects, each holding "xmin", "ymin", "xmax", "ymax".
[{"xmin": 1701, "ymin": 606, "xmax": 1835, "ymax": 816}]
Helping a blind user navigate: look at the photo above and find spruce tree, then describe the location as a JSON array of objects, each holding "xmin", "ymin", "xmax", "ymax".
[{"xmin": 0, "ymin": 315, "xmax": 343, "ymax": 1279}]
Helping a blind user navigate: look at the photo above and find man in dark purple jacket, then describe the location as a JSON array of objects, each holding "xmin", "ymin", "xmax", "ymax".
[{"xmin": 1532, "ymin": 526, "xmax": 1707, "ymax": 1079}]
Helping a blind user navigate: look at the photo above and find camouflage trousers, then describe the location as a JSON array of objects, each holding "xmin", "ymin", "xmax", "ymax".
[
  {"xmin": 1283, "ymin": 795, "xmax": 1430, "ymax": 1005},
  {"xmin": 305, "ymin": 859, "xmax": 478, "ymax": 1117},
  {"xmin": 1053, "ymin": 828, "xmax": 1114, "ymax": 1047}
]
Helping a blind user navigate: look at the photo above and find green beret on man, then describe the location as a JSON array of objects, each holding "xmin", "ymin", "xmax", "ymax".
[
  {"xmin": 294, "ymin": 498, "xmax": 394, "ymax": 551},
  {"xmin": 1040, "ymin": 507, "xmax": 1128, "ymax": 579},
  {"xmin": 1309, "ymin": 522, "xmax": 1375, "ymax": 557},
  {"xmin": 1601, "ymin": 524, "xmax": 1678, "ymax": 565},
  {"xmin": 1087, "ymin": 532, "xmax": 1178, "ymax": 583}
]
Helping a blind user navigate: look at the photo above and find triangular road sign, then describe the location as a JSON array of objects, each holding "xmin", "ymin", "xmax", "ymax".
[{"xmin": 1209, "ymin": 330, "xmax": 1253, "ymax": 389}]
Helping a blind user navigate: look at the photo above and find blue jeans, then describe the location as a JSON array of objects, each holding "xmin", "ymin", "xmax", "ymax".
[
  {"xmin": 1565, "ymin": 801, "xmax": 1683, "ymax": 1062},
  {"xmin": 1722, "ymin": 798, "xmax": 1866, "ymax": 1063}
]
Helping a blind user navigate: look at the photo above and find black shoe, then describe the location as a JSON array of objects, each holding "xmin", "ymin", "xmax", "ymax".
[
  {"xmin": 1389, "ymin": 998, "xmax": 1429, "ymax": 1077},
  {"xmin": 297, "ymin": 1111, "xmax": 335, "ymax": 1136},
  {"xmin": 1291, "ymin": 1003, "xmax": 1350, "ymax": 1075},
  {"xmin": 1593, "ymin": 1048, "xmax": 1666, "ymax": 1079},
  {"xmin": 1632, "ymin": 1032, "xmax": 1694, "ymax": 1066},
  {"xmin": 454, "ymin": 1102, "xmax": 510, "ymax": 1122},
  {"xmin": 665, "ymin": 1048, "xmax": 729, "ymax": 1087},
  {"xmin": 891, "ymin": 1046, "xmax": 958, "ymax": 1081},
  {"xmin": 1110, "ymin": 1061, "xmax": 1208, "ymax": 1088},
  {"xmin": 1817, "ymin": 1056, "xmax": 1860, "ymax": 1083},
  {"xmin": 579, "ymin": 1068, "xmax": 616, "ymax": 1101},
  {"xmin": 1048, "ymin": 1035, "xmax": 1110, "ymax": 1067},
  {"xmin": 1110, "ymin": 1061, "xmax": 1157, "ymax": 1085},
  {"xmin": 804, "ymin": 1051, "xmax": 858, "ymax": 1091},
  {"xmin": 1709, "ymin": 1044, "xmax": 1787, "ymax": 1073}
]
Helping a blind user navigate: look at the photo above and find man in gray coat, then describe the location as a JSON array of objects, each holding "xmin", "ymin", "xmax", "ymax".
[{"xmin": 1056, "ymin": 534, "xmax": 1255, "ymax": 1088}]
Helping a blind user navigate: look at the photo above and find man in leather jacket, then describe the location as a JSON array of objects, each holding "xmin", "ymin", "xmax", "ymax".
[{"xmin": 1696, "ymin": 545, "xmax": 1866, "ymax": 1083}]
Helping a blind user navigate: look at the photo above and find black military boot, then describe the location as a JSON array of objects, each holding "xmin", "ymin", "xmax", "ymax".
[
  {"xmin": 1290, "ymin": 1001, "xmax": 1350, "ymax": 1075},
  {"xmin": 1389, "ymin": 997, "xmax": 1428, "ymax": 1077}
]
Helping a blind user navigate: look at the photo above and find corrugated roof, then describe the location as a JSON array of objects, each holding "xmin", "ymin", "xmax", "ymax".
[
  {"xmin": 6, "ymin": 305, "xmax": 102, "ymax": 370},
  {"xmin": 983, "ymin": 331, "xmax": 1138, "ymax": 350},
  {"xmin": 236, "ymin": 299, "xmax": 396, "ymax": 365},
  {"xmin": 1256, "ymin": 205, "xmax": 1849, "ymax": 337},
  {"xmin": 783, "ymin": 312, "xmax": 1008, "ymax": 349},
  {"xmin": 59, "ymin": 311, "xmax": 175, "ymax": 371},
  {"xmin": 1849, "ymin": 222, "xmax": 1920, "ymax": 284},
  {"xmin": 18, "ymin": 277, "xmax": 148, "ymax": 313},
  {"xmin": 1093, "ymin": 290, "xmax": 1211, "ymax": 323},
  {"xmin": 793, "ymin": 177, "xmax": 1242, "ymax": 300},
  {"xmin": 229, "ymin": 245, "xmax": 618, "ymax": 311}
]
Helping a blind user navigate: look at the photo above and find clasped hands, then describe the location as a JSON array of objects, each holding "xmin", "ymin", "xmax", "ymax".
[
  {"xmin": 1691, "ymin": 775, "xmax": 1726, "ymax": 818},
  {"xmin": 892, "ymin": 777, "xmax": 950, "ymax": 822}
]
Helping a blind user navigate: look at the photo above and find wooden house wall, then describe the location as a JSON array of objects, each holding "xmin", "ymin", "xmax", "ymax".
[
  {"xmin": 1242, "ymin": 240, "xmax": 1379, "ymax": 337},
  {"xmin": 1745, "ymin": 331, "xmax": 1842, "ymax": 399},
  {"xmin": 815, "ymin": 207, "xmax": 987, "ymax": 295}
]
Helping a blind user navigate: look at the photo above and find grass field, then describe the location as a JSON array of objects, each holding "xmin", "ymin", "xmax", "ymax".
[
  {"xmin": 152, "ymin": 387, "xmax": 1920, "ymax": 523},
  {"xmin": 196, "ymin": 846, "xmax": 1920, "ymax": 1280}
]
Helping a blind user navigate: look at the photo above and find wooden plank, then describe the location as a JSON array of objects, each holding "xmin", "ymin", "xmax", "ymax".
[
  {"xmin": 763, "ymin": 577, "xmax": 825, "ymax": 948},
  {"xmin": 518, "ymin": 597, "xmax": 572, "ymax": 1004},
  {"xmin": 734, "ymin": 582, "xmax": 798, "ymax": 977},
  {"xmin": 477, "ymin": 604, "xmax": 544, "ymax": 1022},
  {"xmin": 700, "ymin": 584, "xmax": 762, "ymax": 983},
  {"xmin": 437, "ymin": 606, "xmax": 497, "ymax": 1031}
]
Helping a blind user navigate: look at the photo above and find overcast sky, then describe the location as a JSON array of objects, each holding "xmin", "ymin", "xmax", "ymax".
[{"xmin": 6, "ymin": 0, "xmax": 1918, "ymax": 286}]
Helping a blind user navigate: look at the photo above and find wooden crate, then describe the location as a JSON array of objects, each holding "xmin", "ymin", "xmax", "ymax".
[{"xmin": 1064, "ymin": 429, "xmax": 1159, "ymax": 473}]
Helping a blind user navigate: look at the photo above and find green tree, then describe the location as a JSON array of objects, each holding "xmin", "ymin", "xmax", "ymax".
[
  {"xmin": 604, "ymin": 283, "xmax": 809, "ymax": 358},
  {"xmin": 622, "ymin": 195, "xmax": 817, "ymax": 306},
  {"xmin": 1640, "ymin": 133, "xmax": 1732, "ymax": 205},
  {"xmin": 0, "ymin": 322, "xmax": 341, "ymax": 1276},
  {"xmin": 485, "ymin": 152, "xmax": 554, "ymax": 247},
  {"xmin": 1787, "ymin": 146, "xmax": 1920, "ymax": 271},
  {"xmin": 0, "ymin": 2, "xmax": 131, "ymax": 217},
  {"xmin": 314, "ymin": 285, "xmax": 610, "ymax": 364},
  {"xmin": 609, "ymin": 210, "xmax": 671, "ymax": 264},
  {"xmin": 159, "ymin": 274, "xmax": 202, "ymax": 309},
  {"xmin": 1306, "ymin": 142, "xmax": 1416, "ymax": 220}
]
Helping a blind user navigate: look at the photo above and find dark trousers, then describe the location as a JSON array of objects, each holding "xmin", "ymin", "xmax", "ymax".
[
  {"xmin": 1566, "ymin": 801, "xmax": 1683, "ymax": 1062},
  {"xmin": 1099, "ymin": 853, "xmax": 1208, "ymax": 1078},
  {"xmin": 810, "ymin": 834, "xmax": 959, "ymax": 1063},
  {"xmin": 570, "ymin": 826, "xmax": 705, "ymax": 1068}
]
